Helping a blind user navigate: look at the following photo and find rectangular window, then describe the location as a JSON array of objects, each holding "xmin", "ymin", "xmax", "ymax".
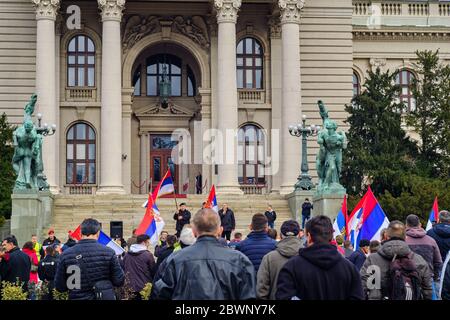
[
  {"xmin": 87, "ymin": 68, "xmax": 95, "ymax": 87},
  {"xmin": 67, "ymin": 144, "xmax": 73, "ymax": 160},
  {"xmin": 68, "ymin": 68, "xmax": 75, "ymax": 86},
  {"xmin": 78, "ymin": 56, "xmax": 85, "ymax": 64},
  {"xmin": 245, "ymin": 70, "xmax": 253, "ymax": 89},
  {"xmin": 76, "ymin": 144, "xmax": 86, "ymax": 160},
  {"xmin": 237, "ymin": 58, "xmax": 243, "ymax": 67},
  {"xmin": 88, "ymin": 163, "xmax": 95, "ymax": 183},
  {"xmin": 78, "ymin": 36, "xmax": 85, "ymax": 52},
  {"xmin": 78, "ymin": 68, "xmax": 85, "ymax": 86},
  {"xmin": 66, "ymin": 163, "xmax": 73, "ymax": 184},
  {"xmin": 255, "ymin": 70, "xmax": 262, "ymax": 89},
  {"xmin": 153, "ymin": 157, "xmax": 161, "ymax": 182},
  {"xmin": 76, "ymin": 163, "xmax": 86, "ymax": 183},
  {"xmin": 147, "ymin": 76, "xmax": 157, "ymax": 96},
  {"xmin": 88, "ymin": 144, "xmax": 95, "ymax": 160},
  {"xmin": 76, "ymin": 123, "xmax": 86, "ymax": 139},
  {"xmin": 237, "ymin": 70, "xmax": 243, "ymax": 88},
  {"xmin": 88, "ymin": 56, "xmax": 95, "ymax": 65},
  {"xmin": 171, "ymin": 76, "xmax": 181, "ymax": 96},
  {"xmin": 68, "ymin": 56, "xmax": 76, "ymax": 64}
]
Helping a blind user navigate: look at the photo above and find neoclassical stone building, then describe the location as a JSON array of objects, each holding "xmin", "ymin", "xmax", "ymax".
[{"xmin": 1, "ymin": 0, "xmax": 450, "ymax": 196}]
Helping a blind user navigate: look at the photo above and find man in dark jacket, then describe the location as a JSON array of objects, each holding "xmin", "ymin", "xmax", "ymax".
[
  {"xmin": 361, "ymin": 221, "xmax": 433, "ymax": 300},
  {"xmin": 42, "ymin": 229, "xmax": 60, "ymax": 247},
  {"xmin": 347, "ymin": 239, "xmax": 370, "ymax": 271},
  {"xmin": 236, "ymin": 213, "xmax": 277, "ymax": 272},
  {"xmin": 153, "ymin": 208, "xmax": 256, "ymax": 300},
  {"xmin": 276, "ymin": 216, "xmax": 363, "ymax": 300},
  {"xmin": 301, "ymin": 198, "xmax": 313, "ymax": 229},
  {"xmin": 0, "ymin": 235, "xmax": 31, "ymax": 289},
  {"xmin": 406, "ymin": 214, "xmax": 442, "ymax": 283},
  {"xmin": 264, "ymin": 205, "xmax": 277, "ymax": 229},
  {"xmin": 38, "ymin": 246, "xmax": 59, "ymax": 300},
  {"xmin": 218, "ymin": 203, "xmax": 235, "ymax": 241},
  {"xmin": 154, "ymin": 231, "xmax": 168, "ymax": 257},
  {"xmin": 427, "ymin": 210, "xmax": 450, "ymax": 261},
  {"xmin": 61, "ymin": 231, "xmax": 77, "ymax": 252},
  {"xmin": 54, "ymin": 218, "xmax": 125, "ymax": 300},
  {"xmin": 257, "ymin": 220, "xmax": 304, "ymax": 299},
  {"xmin": 155, "ymin": 235, "xmax": 177, "ymax": 272},
  {"xmin": 122, "ymin": 234, "xmax": 156, "ymax": 300},
  {"xmin": 173, "ymin": 203, "xmax": 191, "ymax": 238}
]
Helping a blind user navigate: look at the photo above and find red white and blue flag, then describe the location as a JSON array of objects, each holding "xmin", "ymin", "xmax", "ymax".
[
  {"xmin": 205, "ymin": 185, "xmax": 218, "ymax": 213},
  {"xmin": 142, "ymin": 169, "xmax": 175, "ymax": 208},
  {"xmin": 346, "ymin": 186, "xmax": 389, "ymax": 250},
  {"xmin": 136, "ymin": 192, "xmax": 166, "ymax": 247},
  {"xmin": 333, "ymin": 195, "xmax": 348, "ymax": 240},
  {"xmin": 426, "ymin": 197, "xmax": 439, "ymax": 231},
  {"xmin": 70, "ymin": 225, "xmax": 125, "ymax": 255}
]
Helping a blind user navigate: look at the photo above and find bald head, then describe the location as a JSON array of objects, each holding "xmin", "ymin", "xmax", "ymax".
[{"xmin": 192, "ymin": 208, "xmax": 222, "ymax": 237}]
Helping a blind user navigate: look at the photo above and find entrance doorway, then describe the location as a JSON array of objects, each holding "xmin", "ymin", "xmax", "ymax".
[{"xmin": 150, "ymin": 134, "xmax": 178, "ymax": 192}]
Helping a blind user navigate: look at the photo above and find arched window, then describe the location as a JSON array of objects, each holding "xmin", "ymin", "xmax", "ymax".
[
  {"xmin": 353, "ymin": 72, "xmax": 360, "ymax": 97},
  {"xmin": 67, "ymin": 35, "xmax": 95, "ymax": 87},
  {"xmin": 396, "ymin": 70, "xmax": 416, "ymax": 111},
  {"xmin": 238, "ymin": 124, "xmax": 265, "ymax": 184},
  {"xmin": 236, "ymin": 38, "xmax": 263, "ymax": 89},
  {"xmin": 146, "ymin": 54, "xmax": 182, "ymax": 96},
  {"xmin": 66, "ymin": 123, "xmax": 96, "ymax": 184}
]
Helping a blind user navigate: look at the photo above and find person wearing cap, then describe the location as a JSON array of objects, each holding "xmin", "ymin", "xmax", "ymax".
[
  {"xmin": 256, "ymin": 220, "xmax": 304, "ymax": 299},
  {"xmin": 42, "ymin": 229, "xmax": 61, "ymax": 256},
  {"xmin": 346, "ymin": 239, "xmax": 370, "ymax": 271},
  {"xmin": 61, "ymin": 230, "xmax": 77, "ymax": 252},
  {"xmin": 173, "ymin": 203, "xmax": 191, "ymax": 238}
]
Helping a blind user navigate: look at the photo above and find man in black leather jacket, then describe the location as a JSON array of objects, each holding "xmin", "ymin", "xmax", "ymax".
[
  {"xmin": 54, "ymin": 218, "xmax": 124, "ymax": 300},
  {"xmin": 153, "ymin": 208, "xmax": 256, "ymax": 300}
]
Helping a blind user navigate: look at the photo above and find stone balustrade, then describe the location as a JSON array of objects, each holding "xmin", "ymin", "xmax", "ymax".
[
  {"xmin": 353, "ymin": 0, "xmax": 450, "ymax": 27},
  {"xmin": 238, "ymin": 89, "xmax": 265, "ymax": 104},
  {"xmin": 65, "ymin": 87, "xmax": 96, "ymax": 100}
]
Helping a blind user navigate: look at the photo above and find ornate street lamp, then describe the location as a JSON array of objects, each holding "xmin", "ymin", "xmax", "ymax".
[
  {"xmin": 35, "ymin": 112, "xmax": 56, "ymax": 190},
  {"xmin": 288, "ymin": 115, "xmax": 320, "ymax": 191},
  {"xmin": 35, "ymin": 112, "xmax": 56, "ymax": 137}
]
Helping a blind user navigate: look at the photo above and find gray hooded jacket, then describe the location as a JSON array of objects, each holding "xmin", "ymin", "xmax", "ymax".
[
  {"xmin": 256, "ymin": 236, "xmax": 304, "ymax": 299},
  {"xmin": 360, "ymin": 239, "xmax": 433, "ymax": 300}
]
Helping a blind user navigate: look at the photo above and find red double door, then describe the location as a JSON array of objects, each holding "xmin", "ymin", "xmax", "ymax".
[{"xmin": 149, "ymin": 134, "xmax": 178, "ymax": 192}]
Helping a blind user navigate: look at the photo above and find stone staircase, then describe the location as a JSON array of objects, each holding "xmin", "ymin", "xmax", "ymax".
[{"xmin": 47, "ymin": 194, "xmax": 293, "ymax": 243}]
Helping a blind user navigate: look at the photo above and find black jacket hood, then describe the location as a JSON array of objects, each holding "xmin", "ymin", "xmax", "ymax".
[{"xmin": 299, "ymin": 243, "xmax": 343, "ymax": 270}]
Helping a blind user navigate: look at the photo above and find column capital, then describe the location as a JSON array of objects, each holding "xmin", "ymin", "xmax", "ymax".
[
  {"xmin": 278, "ymin": 0, "xmax": 304, "ymax": 25},
  {"xmin": 98, "ymin": 0, "xmax": 126, "ymax": 22},
  {"xmin": 31, "ymin": 0, "xmax": 60, "ymax": 21},
  {"xmin": 214, "ymin": 0, "xmax": 241, "ymax": 24}
]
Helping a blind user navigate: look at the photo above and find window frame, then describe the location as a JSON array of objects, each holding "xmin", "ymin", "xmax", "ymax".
[
  {"xmin": 238, "ymin": 124, "xmax": 266, "ymax": 185},
  {"xmin": 396, "ymin": 69, "xmax": 416, "ymax": 112},
  {"xmin": 67, "ymin": 35, "xmax": 96, "ymax": 87},
  {"xmin": 66, "ymin": 122, "xmax": 96, "ymax": 185},
  {"xmin": 236, "ymin": 37, "xmax": 264, "ymax": 90},
  {"xmin": 146, "ymin": 54, "xmax": 182, "ymax": 97},
  {"xmin": 353, "ymin": 71, "xmax": 361, "ymax": 97}
]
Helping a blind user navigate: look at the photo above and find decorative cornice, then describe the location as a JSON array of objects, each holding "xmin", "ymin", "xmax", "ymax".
[
  {"xmin": 214, "ymin": 0, "xmax": 242, "ymax": 24},
  {"xmin": 353, "ymin": 30, "xmax": 450, "ymax": 41},
  {"xmin": 278, "ymin": 0, "xmax": 304, "ymax": 25},
  {"xmin": 98, "ymin": 0, "xmax": 125, "ymax": 22},
  {"xmin": 31, "ymin": 0, "xmax": 60, "ymax": 21}
]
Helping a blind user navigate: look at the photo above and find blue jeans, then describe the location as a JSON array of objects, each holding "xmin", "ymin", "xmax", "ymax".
[{"xmin": 302, "ymin": 215, "xmax": 310, "ymax": 229}]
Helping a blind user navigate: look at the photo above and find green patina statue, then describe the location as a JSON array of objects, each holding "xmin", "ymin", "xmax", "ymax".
[
  {"xmin": 12, "ymin": 94, "xmax": 49, "ymax": 191},
  {"xmin": 315, "ymin": 100, "xmax": 347, "ymax": 196}
]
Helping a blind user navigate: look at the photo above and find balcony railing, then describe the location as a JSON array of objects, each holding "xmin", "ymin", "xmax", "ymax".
[
  {"xmin": 65, "ymin": 87, "xmax": 96, "ymax": 101},
  {"xmin": 66, "ymin": 185, "xmax": 96, "ymax": 195},
  {"xmin": 353, "ymin": 1, "xmax": 450, "ymax": 26},
  {"xmin": 238, "ymin": 89, "xmax": 265, "ymax": 104},
  {"xmin": 240, "ymin": 184, "xmax": 266, "ymax": 195}
]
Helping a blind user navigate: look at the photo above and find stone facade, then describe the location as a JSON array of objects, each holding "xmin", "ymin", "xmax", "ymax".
[{"xmin": 0, "ymin": 0, "xmax": 449, "ymax": 196}]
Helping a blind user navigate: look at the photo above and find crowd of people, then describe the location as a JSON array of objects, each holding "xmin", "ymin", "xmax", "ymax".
[{"xmin": 0, "ymin": 202, "xmax": 449, "ymax": 301}]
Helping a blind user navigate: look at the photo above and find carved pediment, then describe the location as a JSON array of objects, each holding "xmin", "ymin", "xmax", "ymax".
[
  {"xmin": 122, "ymin": 15, "xmax": 210, "ymax": 54},
  {"xmin": 135, "ymin": 103, "xmax": 195, "ymax": 118}
]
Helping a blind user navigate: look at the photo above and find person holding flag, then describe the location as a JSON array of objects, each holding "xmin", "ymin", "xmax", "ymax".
[
  {"xmin": 426, "ymin": 197, "xmax": 440, "ymax": 231},
  {"xmin": 136, "ymin": 192, "xmax": 166, "ymax": 248},
  {"xmin": 173, "ymin": 203, "xmax": 191, "ymax": 238},
  {"xmin": 204, "ymin": 185, "xmax": 218, "ymax": 213}
]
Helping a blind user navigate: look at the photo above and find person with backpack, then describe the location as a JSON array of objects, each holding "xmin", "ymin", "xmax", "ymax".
[
  {"xmin": 361, "ymin": 220, "xmax": 433, "ymax": 300},
  {"xmin": 38, "ymin": 246, "xmax": 59, "ymax": 300}
]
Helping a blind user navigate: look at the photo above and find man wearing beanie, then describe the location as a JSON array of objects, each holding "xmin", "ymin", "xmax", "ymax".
[
  {"xmin": 346, "ymin": 239, "xmax": 370, "ymax": 271},
  {"xmin": 257, "ymin": 220, "xmax": 304, "ymax": 299}
]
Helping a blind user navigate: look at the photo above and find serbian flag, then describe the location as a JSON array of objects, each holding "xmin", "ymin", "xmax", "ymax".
[
  {"xmin": 347, "ymin": 186, "xmax": 389, "ymax": 250},
  {"xmin": 333, "ymin": 195, "xmax": 347, "ymax": 240},
  {"xmin": 136, "ymin": 193, "xmax": 166, "ymax": 247},
  {"xmin": 70, "ymin": 225, "xmax": 125, "ymax": 255},
  {"xmin": 426, "ymin": 197, "xmax": 439, "ymax": 231},
  {"xmin": 142, "ymin": 169, "xmax": 175, "ymax": 208},
  {"xmin": 204, "ymin": 185, "xmax": 218, "ymax": 213}
]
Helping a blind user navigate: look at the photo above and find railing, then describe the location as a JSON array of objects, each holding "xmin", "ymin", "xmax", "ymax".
[
  {"xmin": 240, "ymin": 184, "xmax": 266, "ymax": 195},
  {"xmin": 439, "ymin": 3, "xmax": 450, "ymax": 16},
  {"xmin": 238, "ymin": 90, "xmax": 265, "ymax": 104},
  {"xmin": 381, "ymin": 3, "xmax": 401, "ymax": 15},
  {"xmin": 67, "ymin": 185, "xmax": 96, "ymax": 195},
  {"xmin": 354, "ymin": 2, "xmax": 371, "ymax": 15},
  {"xmin": 408, "ymin": 3, "xmax": 429, "ymax": 16},
  {"xmin": 65, "ymin": 87, "xmax": 96, "ymax": 100}
]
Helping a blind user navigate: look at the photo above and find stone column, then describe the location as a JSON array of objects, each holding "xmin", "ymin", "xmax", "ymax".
[
  {"xmin": 139, "ymin": 132, "xmax": 147, "ymax": 194},
  {"xmin": 96, "ymin": 0, "xmax": 126, "ymax": 194},
  {"xmin": 214, "ymin": 0, "xmax": 243, "ymax": 195},
  {"xmin": 32, "ymin": 0, "xmax": 60, "ymax": 193},
  {"xmin": 279, "ymin": 0, "xmax": 304, "ymax": 194},
  {"xmin": 199, "ymin": 88, "xmax": 212, "ymax": 194},
  {"xmin": 122, "ymin": 87, "xmax": 133, "ymax": 194}
]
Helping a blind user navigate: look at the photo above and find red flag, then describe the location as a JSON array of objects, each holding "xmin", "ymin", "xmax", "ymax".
[{"xmin": 70, "ymin": 225, "xmax": 81, "ymax": 241}]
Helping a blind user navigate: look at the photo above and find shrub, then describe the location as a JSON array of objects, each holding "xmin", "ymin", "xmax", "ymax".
[{"xmin": 1, "ymin": 281, "xmax": 28, "ymax": 300}]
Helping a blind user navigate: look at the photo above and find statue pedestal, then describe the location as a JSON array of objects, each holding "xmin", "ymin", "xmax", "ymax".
[
  {"xmin": 312, "ymin": 193, "xmax": 346, "ymax": 221},
  {"xmin": 10, "ymin": 190, "xmax": 54, "ymax": 246},
  {"xmin": 286, "ymin": 189, "xmax": 315, "ymax": 224}
]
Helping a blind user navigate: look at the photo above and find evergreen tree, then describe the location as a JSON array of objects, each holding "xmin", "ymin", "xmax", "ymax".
[
  {"xmin": 408, "ymin": 50, "xmax": 450, "ymax": 178},
  {"xmin": 342, "ymin": 68, "xmax": 417, "ymax": 197},
  {"xmin": 0, "ymin": 113, "xmax": 15, "ymax": 221}
]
